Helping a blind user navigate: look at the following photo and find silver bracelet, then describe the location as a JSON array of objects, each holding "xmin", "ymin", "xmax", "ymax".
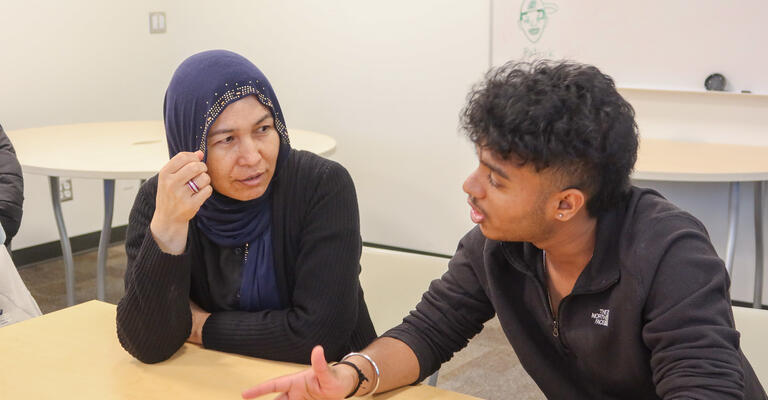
[{"xmin": 341, "ymin": 352, "xmax": 381, "ymax": 396}]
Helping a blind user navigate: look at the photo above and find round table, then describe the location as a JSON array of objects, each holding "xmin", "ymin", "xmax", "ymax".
[
  {"xmin": 634, "ymin": 138, "xmax": 768, "ymax": 308},
  {"xmin": 7, "ymin": 121, "xmax": 336, "ymax": 306}
]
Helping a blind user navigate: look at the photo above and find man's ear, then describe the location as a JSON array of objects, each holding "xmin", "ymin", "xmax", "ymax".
[{"xmin": 554, "ymin": 188, "xmax": 586, "ymax": 221}]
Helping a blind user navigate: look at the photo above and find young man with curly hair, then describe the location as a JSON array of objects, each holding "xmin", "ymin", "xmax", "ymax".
[{"xmin": 243, "ymin": 61, "xmax": 766, "ymax": 399}]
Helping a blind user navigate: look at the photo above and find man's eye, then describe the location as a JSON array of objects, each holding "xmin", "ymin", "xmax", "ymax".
[{"xmin": 487, "ymin": 173, "xmax": 499, "ymax": 187}]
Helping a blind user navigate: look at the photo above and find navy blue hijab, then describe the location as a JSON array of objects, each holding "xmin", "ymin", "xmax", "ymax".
[{"xmin": 164, "ymin": 50, "xmax": 290, "ymax": 312}]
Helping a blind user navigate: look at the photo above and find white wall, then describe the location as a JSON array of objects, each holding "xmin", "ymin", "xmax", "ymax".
[
  {"xmin": 0, "ymin": 0, "xmax": 175, "ymax": 248},
  {"xmin": 1, "ymin": 0, "xmax": 487, "ymax": 254},
  {"xmin": 161, "ymin": 0, "xmax": 490, "ymax": 254},
  {"xmin": 2, "ymin": 1, "xmax": 765, "ymax": 303}
]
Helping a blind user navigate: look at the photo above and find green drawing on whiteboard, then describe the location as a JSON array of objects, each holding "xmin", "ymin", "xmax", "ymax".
[{"xmin": 518, "ymin": 0, "xmax": 558, "ymax": 44}]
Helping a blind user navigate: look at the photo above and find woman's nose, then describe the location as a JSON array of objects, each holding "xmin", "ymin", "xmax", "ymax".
[{"xmin": 238, "ymin": 137, "xmax": 263, "ymax": 165}]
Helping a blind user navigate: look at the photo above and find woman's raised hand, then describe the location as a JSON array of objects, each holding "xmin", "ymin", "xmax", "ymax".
[{"xmin": 150, "ymin": 150, "xmax": 213, "ymax": 254}]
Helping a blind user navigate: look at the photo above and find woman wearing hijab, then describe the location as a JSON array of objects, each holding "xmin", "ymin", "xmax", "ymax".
[{"xmin": 116, "ymin": 50, "xmax": 376, "ymax": 364}]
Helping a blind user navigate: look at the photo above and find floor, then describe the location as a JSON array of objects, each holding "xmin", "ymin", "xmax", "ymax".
[{"xmin": 17, "ymin": 244, "xmax": 545, "ymax": 400}]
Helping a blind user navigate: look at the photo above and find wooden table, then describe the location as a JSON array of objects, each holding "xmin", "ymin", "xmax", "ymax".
[
  {"xmin": 634, "ymin": 138, "xmax": 768, "ymax": 308},
  {"xmin": 6, "ymin": 121, "xmax": 336, "ymax": 306},
  {"xmin": 0, "ymin": 301, "xmax": 477, "ymax": 399}
]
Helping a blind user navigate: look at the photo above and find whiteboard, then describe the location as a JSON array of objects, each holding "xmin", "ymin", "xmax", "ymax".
[{"xmin": 492, "ymin": 0, "xmax": 768, "ymax": 93}]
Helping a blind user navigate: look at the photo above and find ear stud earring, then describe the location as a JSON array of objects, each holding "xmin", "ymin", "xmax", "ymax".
[{"xmin": 557, "ymin": 213, "xmax": 564, "ymax": 218}]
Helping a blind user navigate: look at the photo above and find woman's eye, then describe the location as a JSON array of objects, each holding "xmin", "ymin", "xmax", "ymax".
[
  {"xmin": 219, "ymin": 136, "xmax": 233, "ymax": 145},
  {"xmin": 257, "ymin": 125, "xmax": 271, "ymax": 133}
]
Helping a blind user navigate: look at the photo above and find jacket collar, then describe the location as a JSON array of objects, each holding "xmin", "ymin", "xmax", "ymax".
[{"xmin": 501, "ymin": 200, "xmax": 624, "ymax": 294}]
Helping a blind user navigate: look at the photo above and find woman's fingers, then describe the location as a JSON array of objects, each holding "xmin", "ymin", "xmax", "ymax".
[
  {"xmin": 154, "ymin": 150, "xmax": 211, "ymax": 226},
  {"xmin": 162, "ymin": 151, "xmax": 202, "ymax": 175},
  {"xmin": 187, "ymin": 172, "xmax": 211, "ymax": 192},
  {"xmin": 173, "ymin": 160, "xmax": 208, "ymax": 185},
  {"xmin": 191, "ymin": 184, "xmax": 213, "ymax": 203}
]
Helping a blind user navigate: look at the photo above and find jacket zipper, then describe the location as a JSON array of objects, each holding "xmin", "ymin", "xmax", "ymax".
[
  {"xmin": 243, "ymin": 242, "xmax": 249, "ymax": 263},
  {"xmin": 537, "ymin": 279, "xmax": 563, "ymax": 340},
  {"xmin": 541, "ymin": 251, "xmax": 561, "ymax": 338},
  {"xmin": 552, "ymin": 314, "xmax": 560, "ymax": 337},
  {"xmin": 545, "ymin": 288, "xmax": 560, "ymax": 337}
]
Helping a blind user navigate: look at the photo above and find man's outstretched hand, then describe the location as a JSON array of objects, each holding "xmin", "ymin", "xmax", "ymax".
[{"xmin": 242, "ymin": 346, "xmax": 357, "ymax": 400}]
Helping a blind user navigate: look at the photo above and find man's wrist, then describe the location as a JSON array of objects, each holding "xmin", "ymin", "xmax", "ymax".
[
  {"xmin": 341, "ymin": 353, "xmax": 380, "ymax": 397},
  {"xmin": 332, "ymin": 362, "xmax": 361, "ymax": 397}
]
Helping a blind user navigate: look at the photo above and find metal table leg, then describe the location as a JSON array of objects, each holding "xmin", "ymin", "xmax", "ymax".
[
  {"xmin": 49, "ymin": 176, "xmax": 75, "ymax": 306},
  {"xmin": 96, "ymin": 179, "xmax": 115, "ymax": 301},
  {"xmin": 725, "ymin": 182, "xmax": 740, "ymax": 275},
  {"xmin": 754, "ymin": 181, "xmax": 764, "ymax": 308}
]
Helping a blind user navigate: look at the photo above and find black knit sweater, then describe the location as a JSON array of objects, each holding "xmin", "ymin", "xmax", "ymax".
[{"xmin": 116, "ymin": 150, "xmax": 376, "ymax": 364}]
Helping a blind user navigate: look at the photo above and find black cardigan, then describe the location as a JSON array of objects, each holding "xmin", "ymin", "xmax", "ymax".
[{"xmin": 117, "ymin": 150, "xmax": 376, "ymax": 364}]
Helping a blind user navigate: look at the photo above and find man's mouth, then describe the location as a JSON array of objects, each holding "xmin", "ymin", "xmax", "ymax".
[{"xmin": 468, "ymin": 199, "xmax": 486, "ymax": 224}]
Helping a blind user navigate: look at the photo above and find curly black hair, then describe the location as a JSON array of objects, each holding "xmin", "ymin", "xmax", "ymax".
[{"xmin": 461, "ymin": 60, "xmax": 638, "ymax": 216}]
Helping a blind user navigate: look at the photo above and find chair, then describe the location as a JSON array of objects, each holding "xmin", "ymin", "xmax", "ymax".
[
  {"xmin": 359, "ymin": 246, "xmax": 449, "ymax": 386},
  {"xmin": 732, "ymin": 306, "xmax": 768, "ymax": 388}
]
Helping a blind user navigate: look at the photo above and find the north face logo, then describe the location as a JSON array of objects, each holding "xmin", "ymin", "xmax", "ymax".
[{"xmin": 591, "ymin": 309, "xmax": 609, "ymax": 327}]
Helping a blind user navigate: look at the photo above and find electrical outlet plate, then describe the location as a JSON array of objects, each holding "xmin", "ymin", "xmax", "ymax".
[
  {"xmin": 59, "ymin": 178, "xmax": 73, "ymax": 202},
  {"xmin": 149, "ymin": 12, "xmax": 166, "ymax": 34}
]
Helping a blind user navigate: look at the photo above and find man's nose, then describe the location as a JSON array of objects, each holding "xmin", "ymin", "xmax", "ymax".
[{"xmin": 462, "ymin": 168, "xmax": 485, "ymax": 199}]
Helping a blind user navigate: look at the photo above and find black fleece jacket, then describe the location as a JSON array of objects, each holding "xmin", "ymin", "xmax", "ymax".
[{"xmin": 385, "ymin": 187, "xmax": 766, "ymax": 399}]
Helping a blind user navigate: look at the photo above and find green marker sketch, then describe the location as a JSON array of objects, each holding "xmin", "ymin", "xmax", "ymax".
[{"xmin": 518, "ymin": 0, "xmax": 558, "ymax": 44}]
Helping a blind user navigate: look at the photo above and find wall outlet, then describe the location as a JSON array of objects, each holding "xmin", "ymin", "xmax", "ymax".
[
  {"xmin": 59, "ymin": 178, "xmax": 73, "ymax": 202},
  {"xmin": 149, "ymin": 12, "xmax": 166, "ymax": 34}
]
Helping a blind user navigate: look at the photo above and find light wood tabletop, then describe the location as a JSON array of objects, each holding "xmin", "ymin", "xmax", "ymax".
[
  {"xmin": 634, "ymin": 138, "xmax": 768, "ymax": 182},
  {"xmin": 0, "ymin": 301, "xmax": 478, "ymax": 400}
]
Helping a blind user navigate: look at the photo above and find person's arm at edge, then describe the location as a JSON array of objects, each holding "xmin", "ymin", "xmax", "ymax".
[{"xmin": 0, "ymin": 124, "xmax": 24, "ymax": 244}]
